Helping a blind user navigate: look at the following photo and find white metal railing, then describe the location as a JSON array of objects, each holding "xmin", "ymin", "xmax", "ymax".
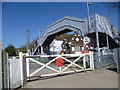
[{"xmin": 24, "ymin": 51, "xmax": 94, "ymax": 78}]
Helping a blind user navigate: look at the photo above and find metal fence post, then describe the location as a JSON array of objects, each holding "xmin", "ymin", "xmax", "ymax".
[
  {"xmin": 2, "ymin": 51, "xmax": 9, "ymax": 89},
  {"xmin": 117, "ymin": 47, "xmax": 120, "ymax": 73},
  {"xmin": 19, "ymin": 52, "xmax": 27, "ymax": 86},
  {"xmin": 89, "ymin": 51, "xmax": 92, "ymax": 70},
  {"xmin": 91, "ymin": 51, "xmax": 94, "ymax": 70},
  {"xmin": 19, "ymin": 52, "xmax": 24, "ymax": 87},
  {"xmin": 7, "ymin": 58, "xmax": 11, "ymax": 88},
  {"xmin": 22, "ymin": 54, "xmax": 27, "ymax": 86},
  {"xmin": 26, "ymin": 53, "xmax": 29, "ymax": 78},
  {"xmin": 83, "ymin": 54, "xmax": 86, "ymax": 70},
  {"xmin": 0, "ymin": 43, "xmax": 2, "ymax": 89}
]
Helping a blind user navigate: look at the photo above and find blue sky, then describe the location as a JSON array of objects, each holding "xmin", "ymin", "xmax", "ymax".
[{"xmin": 2, "ymin": 2, "xmax": 118, "ymax": 49}]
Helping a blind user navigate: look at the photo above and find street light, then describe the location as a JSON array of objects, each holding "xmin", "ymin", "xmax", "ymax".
[
  {"xmin": 38, "ymin": 30, "xmax": 42, "ymax": 42},
  {"xmin": 87, "ymin": 2, "xmax": 92, "ymax": 33},
  {"xmin": 39, "ymin": 30, "xmax": 42, "ymax": 38}
]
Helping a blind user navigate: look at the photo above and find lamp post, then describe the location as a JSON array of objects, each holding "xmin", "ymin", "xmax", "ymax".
[
  {"xmin": 39, "ymin": 30, "xmax": 42, "ymax": 41},
  {"xmin": 87, "ymin": 2, "xmax": 92, "ymax": 33}
]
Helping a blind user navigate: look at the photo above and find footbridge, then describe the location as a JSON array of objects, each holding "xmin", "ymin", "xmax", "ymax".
[{"xmin": 32, "ymin": 14, "xmax": 119, "ymax": 55}]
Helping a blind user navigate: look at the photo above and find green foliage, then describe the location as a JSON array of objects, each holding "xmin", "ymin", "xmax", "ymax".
[
  {"xmin": 4, "ymin": 44, "xmax": 16, "ymax": 56},
  {"xmin": 29, "ymin": 38, "xmax": 38, "ymax": 51},
  {"xmin": 16, "ymin": 46, "xmax": 27, "ymax": 55},
  {"xmin": 44, "ymin": 47, "xmax": 49, "ymax": 53},
  {"xmin": 19, "ymin": 46, "xmax": 27, "ymax": 53},
  {"xmin": 4, "ymin": 37, "xmax": 39, "ymax": 56}
]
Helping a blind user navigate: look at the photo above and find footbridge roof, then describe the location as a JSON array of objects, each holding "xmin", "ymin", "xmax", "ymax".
[{"xmin": 39, "ymin": 14, "xmax": 118, "ymax": 47}]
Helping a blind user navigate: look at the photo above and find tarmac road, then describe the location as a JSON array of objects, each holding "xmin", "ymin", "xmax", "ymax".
[{"xmin": 23, "ymin": 66, "xmax": 118, "ymax": 88}]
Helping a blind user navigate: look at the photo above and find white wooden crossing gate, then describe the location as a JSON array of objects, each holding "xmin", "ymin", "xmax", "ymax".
[{"xmin": 21, "ymin": 52, "xmax": 94, "ymax": 80}]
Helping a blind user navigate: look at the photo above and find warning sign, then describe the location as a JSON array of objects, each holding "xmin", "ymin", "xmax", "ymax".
[
  {"xmin": 82, "ymin": 44, "xmax": 91, "ymax": 53},
  {"xmin": 56, "ymin": 58, "xmax": 64, "ymax": 67},
  {"xmin": 83, "ymin": 44, "xmax": 91, "ymax": 51}
]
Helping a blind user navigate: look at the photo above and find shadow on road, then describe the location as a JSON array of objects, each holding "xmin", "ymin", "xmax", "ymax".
[
  {"xmin": 107, "ymin": 67, "xmax": 117, "ymax": 72},
  {"xmin": 27, "ymin": 70, "xmax": 86, "ymax": 82}
]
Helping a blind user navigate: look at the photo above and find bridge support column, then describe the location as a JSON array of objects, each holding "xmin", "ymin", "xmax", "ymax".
[
  {"xmin": 38, "ymin": 47, "xmax": 40, "ymax": 55},
  {"xmin": 96, "ymin": 31, "xmax": 100, "ymax": 67},
  {"xmin": 106, "ymin": 33, "xmax": 110, "ymax": 64},
  {"xmin": 41, "ymin": 46, "xmax": 43, "ymax": 54}
]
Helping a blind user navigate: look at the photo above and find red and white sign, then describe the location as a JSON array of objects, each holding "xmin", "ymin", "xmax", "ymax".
[
  {"xmin": 82, "ymin": 44, "xmax": 91, "ymax": 53},
  {"xmin": 55, "ymin": 58, "xmax": 64, "ymax": 67},
  {"xmin": 83, "ymin": 44, "xmax": 91, "ymax": 51}
]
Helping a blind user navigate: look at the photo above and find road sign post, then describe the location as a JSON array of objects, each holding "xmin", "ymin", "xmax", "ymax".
[{"xmin": 83, "ymin": 37, "xmax": 91, "ymax": 53}]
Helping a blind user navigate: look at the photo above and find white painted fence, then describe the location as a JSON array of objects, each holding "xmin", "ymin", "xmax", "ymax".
[
  {"xmin": 8, "ymin": 57, "xmax": 22, "ymax": 88},
  {"xmin": 8, "ymin": 51, "xmax": 94, "ymax": 88},
  {"xmin": 25, "ymin": 51, "xmax": 94, "ymax": 78},
  {"xmin": 7, "ymin": 52, "xmax": 25, "ymax": 88}
]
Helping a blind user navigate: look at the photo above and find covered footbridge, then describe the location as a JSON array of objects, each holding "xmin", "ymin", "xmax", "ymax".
[
  {"xmin": 32, "ymin": 14, "xmax": 119, "ymax": 55},
  {"xmin": 40, "ymin": 16, "xmax": 87, "ymax": 47}
]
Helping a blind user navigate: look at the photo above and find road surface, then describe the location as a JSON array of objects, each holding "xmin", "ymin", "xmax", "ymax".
[{"xmin": 23, "ymin": 66, "xmax": 118, "ymax": 88}]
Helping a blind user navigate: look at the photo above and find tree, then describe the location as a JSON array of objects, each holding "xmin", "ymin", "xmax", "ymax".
[
  {"xmin": 4, "ymin": 44, "xmax": 16, "ymax": 56},
  {"xmin": 29, "ymin": 37, "xmax": 39, "ymax": 51},
  {"xmin": 16, "ymin": 45, "xmax": 27, "ymax": 55}
]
